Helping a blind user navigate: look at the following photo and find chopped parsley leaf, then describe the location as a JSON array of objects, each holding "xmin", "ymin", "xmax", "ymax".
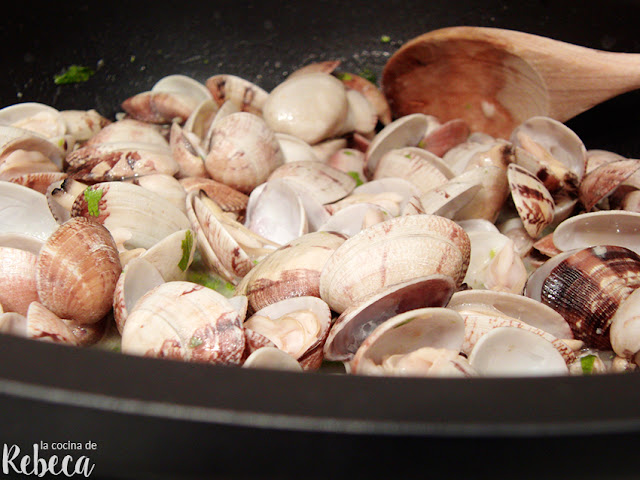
[
  {"xmin": 54, "ymin": 65, "xmax": 95, "ymax": 85},
  {"xmin": 178, "ymin": 230, "xmax": 194, "ymax": 272},
  {"xmin": 84, "ymin": 187, "xmax": 103, "ymax": 217},
  {"xmin": 347, "ymin": 171, "xmax": 364, "ymax": 186},
  {"xmin": 581, "ymin": 355, "xmax": 597, "ymax": 375}
]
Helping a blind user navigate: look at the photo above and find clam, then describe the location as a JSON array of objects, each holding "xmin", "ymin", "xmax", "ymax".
[
  {"xmin": 418, "ymin": 118, "xmax": 470, "ymax": 157},
  {"xmin": 610, "ymin": 288, "xmax": 640, "ymax": 364},
  {"xmin": 186, "ymin": 190, "xmax": 278, "ymax": 284},
  {"xmin": 0, "ymin": 241, "xmax": 40, "ymax": 316},
  {"xmin": 236, "ymin": 230, "xmax": 347, "ymax": 314},
  {"xmin": 268, "ymin": 161, "xmax": 356, "ymax": 205},
  {"xmin": 323, "ymin": 274, "xmax": 457, "ymax": 363},
  {"xmin": 373, "ymin": 147, "xmax": 454, "ymax": 193},
  {"xmin": 552, "ymin": 210, "xmax": 640, "ymax": 255},
  {"xmin": 448, "ymin": 289, "xmax": 574, "ymax": 340},
  {"xmin": 463, "ymin": 230, "xmax": 528, "ymax": 294},
  {"xmin": 525, "ymin": 245, "xmax": 640, "ymax": 349},
  {"xmin": 262, "ymin": 72, "xmax": 349, "ymax": 145},
  {"xmin": 204, "ymin": 112, "xmax": 284, "ymax": 193},
  {"xmin": 578, "ymin": 158, "xmax": 640, "ymax": 212},
  {"xmin": 451, "ymin": 165, "xmax": 510, "ymax": 223},
  {"xmin": 244, "ymin": 179, "xmax": 308, "ymax": 245},
  {"xmin": 179, "ymin": 176, "xmax": 249, "ymax": 220},
  {"xmin": 0, "ymin": 125, "xmax": 64, "ymax": 173},
  {"xmin": 244, "ymin": 296, "xmax": 331, "ymax": 370},
  {"xmin": 0, "ymin": 181, "xmax": 59, "ymax": 241},
  {"xmin": 404, "ymin": 181, "xmax": 481, "ymax": 219},
  {"xmin": 243, "ymin": 347, "xmax": 303, "ymax": 371},
  {"xmin": 507, "ymin": 162, "xmax": 555, "ymax": 238},
  {"xmin": 326, "ymin": 148, "xmax": 367, "ymax": 182},
  {"xmin": 275, "ymin": 133, "xmax": 320, "ymax": 164},
  {"xmin": 36, "ymin": 217, "xmax": 121, "ymax": 324},
  {"xmin": 121, "ymin": 281, "xmax": 246, "ymax": 364},
  {"xmin": 319, "ymin": 214, "xmax": 470, "ymax": 314},
  {"xmin": 510, "ymin": 116, "xmax": 587, "ymax": 194},
  {"xmin": 205, "ymin": 74, "xmax": 269, "ymax": 116},
  {"xmin": 122, "ymin": 74, "xmax": 210, "ymax": 124},
  {"xmin": 468, "ymin": 326, "xmax": 569, "ymax": 377},
  {"xmin": 113, "ymin": 257, "xmax": 165, "ymax": 334},
  {"xmin": 68, "ymin": 181, "xmax": 191, "ymax": 251},
  {"xmin": 364, "ymin": 113, "xmax": 432, "ymax": 177},
  {"xmin": 317, "ymin": 202, "xmax": 392, "ymax": 237},
  {"xmin": 350, "ymin": 307, "xmax": 473, "ymax": 377}
]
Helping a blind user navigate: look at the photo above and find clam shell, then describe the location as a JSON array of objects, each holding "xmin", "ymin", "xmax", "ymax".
[
  {"xmin": 578, "ymin": 159, "xmax": 640, "ymax": 212},
  {"xmin": 243, "ymin": 346, "xmax": 303, "ymax": 371},
  {"xmin": 419, "ymin": 118, "xmax": 470, "ymax": 157},
  {"xmin": 36, "ymin": 217, "xmax": 122, "ymax": 324},
  {"xmin": 365, "ymin": 113, "xmax": 431, "ymax": 177},
  {"xmin": 0, "ymin": 245, "xmax": 39, "ymax": 316},
  {"xmin": 534, "ymin": 245, "xmax": 640, "ymax": 349},
  {"xmin": 507, "ymin": 163, "xmax": 555, "ymax": 239},
  {"xmin": 468, "ymin": 326, "xmax": 569, "ymax": 377},
  {"xmin": 510, "ymin": 116, "xmax": 587, "ymax": 194},
  {"xmin": 373, "ymin": 147, "xmax": 454, "ymax": 193},
  {"xmin": 26, "ymin": 301, "xmax": 78, "ymax": 346},
  {"xmin": 205, "ymin": 74, "xmax": 269, "ymax": 116},
  {"xmin": 323, "ymin": 274, "xmax": 456, "ymax": 362},
  {"xmin": 320, "ymin": 214, "xmax": 469, "ymax": 314},
  {"xmin": 121, "ymin": 281, "xmax": 246, "ymax": 364},
  {"xmin": 0, "ymin": 181, "xmax": 59, "ymax": 242},
  {"xmin": 268, "ymin": 161, "xmax": 356, "ymax": 205},
  {"xmin": 236, "ymin": 231, "xmax": 347, "ymax": 314},
  {"xmin": 610, "ymin": 288, "xmax": 640, "ymax": 362},
  {"xmin": 262, "ymin": 72, "xmax": 348, "ymax": 145},
  {"xmin": 553, "ymin": 211, "xmax": 640, "ymax": 255},
  {"xmin": 179, "ymin": 176, "xmax": 249, "ymax": 218},
  {"xmin": 451, "ymin": 165, "xmax": 509, "ymax": 223},
  {"xmin": 448, "ymin": 289, "xmax": 573, "ymax": 340},
  {"xmin": 350, "ymin": 307, "xmax": 468, "ymax": 376},
  {"xmin": 121, "ymin": 90, "xmax": 201, "ymax": 124},
  {"xmin": 71, "ymin": 181, "xmax": 191, "ymax": 250},
  {"xmin": 204, "ymin": 112, "xmax": 284, "ymax": 193},
  {"xmin": 317, "ymin": 202, "xmax": 392, "ymax": 237}
]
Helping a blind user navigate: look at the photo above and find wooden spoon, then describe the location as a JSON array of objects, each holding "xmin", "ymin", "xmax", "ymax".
[{"xmin": 382, "ymin": 26, "xmax": 640, "ymax": 139}]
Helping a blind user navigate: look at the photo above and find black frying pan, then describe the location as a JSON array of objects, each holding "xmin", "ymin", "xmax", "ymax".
[{"xmin": 2, "ymin": 1, "xmax": 640, "ymax": 478}]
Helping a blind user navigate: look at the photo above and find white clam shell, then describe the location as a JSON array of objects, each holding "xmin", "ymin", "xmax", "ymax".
[
  {"xmin": 610, "ymin": 288, "xmax": 640, "ymax": 362},
  {"xmin": 262, "ymin": 72, "xmax": 348, "ymax": 145},
  {"xmin": 365, "ymin": 113, "xmax": 431, "ymax": 177},
  {"xmin": 243, "ymin": 346, "xmax": 303, "ymax": 371},
  {"xmin": 0, "ymin": 181, "xmax": 59, "ymax": 241},
  {"xmin": 468, "ymin": 326, "xmax": 569, "ymax": 377},
  {"xmin": 351, "ymin": 307, "xmax": 469, "ymax": 377},
  {"xmin": 553, "ymin": 211, "xmax": 640, "ymax": 255}
]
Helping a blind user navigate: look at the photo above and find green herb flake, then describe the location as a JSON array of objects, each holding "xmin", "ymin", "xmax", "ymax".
[
  {"xmin": 489, "ymin": 248, "xmax": 497, "ymax": 259},
  {"xmin": 358, "ymin": 68, "xmax": 377, "ymax": 85},
  {"xmin": 54, "ymin": 65, "xmax": 95, "ymax": 85},
  {"xmin": 347, "ymin": 171, "xmax": 364, "ymax": 187},
  {"xmin": 343, "ymin": 150, "xmax": 354, "ymax": 156},
  {"xmin": 581, "ymin": 355, "xmax": 597, "ymax": 375},
  {"xmin": 187, "ymin": 270, "xmax": 236, "ymax": 298},
  {"xmin": 417, "ymin": 140, "xmax": 426, "ymax": 148},
  {"xmin": 189, "ymin": 336, "xmax": 203, "ymax": 348},
  {"xmin": 84, "ymin": 187, "xmax": 103, "ymax": 217},
  {"xmin": 336, "ymin": 72, "xmax": 353, "ymax": 81},
  {"xmin": 380, "ymin": 35, "xmax": 391, "ymax": 43},
  {"xmin": 130, "ymin": 55, "xmax": 136, "ymax": 63},
  {"xmin": 178, "ymin": 230, "xmax": 194, "ymax": 272},
  {"xmin": 392, "ymin": 317, "xmax": 416, "ymax": 329}
]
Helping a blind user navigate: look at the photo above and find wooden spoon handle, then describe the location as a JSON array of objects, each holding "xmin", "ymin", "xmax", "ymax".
[{"xmin": 451, "ymin": 27, "xmax": 640, "ymax": 122}]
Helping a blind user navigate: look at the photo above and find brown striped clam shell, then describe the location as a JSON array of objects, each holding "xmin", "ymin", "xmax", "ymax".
[
  {"xmin": 535, "ymin": 245, "xmax": 640, "ymax": 350},
  {"xmin": 507, "ymin": 163, "xmax": 555, "ymax": 239}
]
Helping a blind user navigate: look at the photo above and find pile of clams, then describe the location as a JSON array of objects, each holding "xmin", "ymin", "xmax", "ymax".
[{"xmin": 1, "ymin": 50, "xmax": 640, "ymax": 379}]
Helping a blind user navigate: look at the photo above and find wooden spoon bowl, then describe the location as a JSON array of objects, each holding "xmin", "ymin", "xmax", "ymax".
[{"xmin": 382, "ymin": 27, "xmax": 640, "ymax": 139}]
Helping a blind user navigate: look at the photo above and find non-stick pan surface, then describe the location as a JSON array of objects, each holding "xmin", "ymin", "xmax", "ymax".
[{"xmin": 2, "ymin": 1, "xmax": 640, "ymax": 478}]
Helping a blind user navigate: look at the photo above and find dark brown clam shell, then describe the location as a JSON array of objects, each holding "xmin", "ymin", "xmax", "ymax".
[{"xmin": 540, "ymin": 245, "xmax": 640, "ymax": 349}]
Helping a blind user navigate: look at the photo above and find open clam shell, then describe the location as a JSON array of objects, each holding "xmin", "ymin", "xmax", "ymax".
[
  {"xmin": 350, "ymin": 307, "xmax": 470, "ymax": 377},
  {"xmin": 553, "ymin": 210, "xmax": 640, "ymax": 255},
  {"xmin": 244, "ymin": 296, "xmax": 331, "ymax": 370},
  {"xmin": 507, "ymin": 163, "xmax": 555, "ymax": 239},
  {"xmin": 205, "ymin": 74, "xmax": 269, "ymax": 116},
  {"xmin": 468, "ymin": 326, "xmax": 569, "ymax": 377},
  {"xmin": 236, "ymin": 230, "xmax": 347, "ymax": 314},
  {"xmin": 449, "ymin": 289, "xmax": 573, "ymax": 340},
  {"xmin": 364, "ymin": 113, "xmax": 431, "ymax": 178},
  {"xmin": 323, "ymin": 274, "xmax": 456, "ymax": 362}
]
